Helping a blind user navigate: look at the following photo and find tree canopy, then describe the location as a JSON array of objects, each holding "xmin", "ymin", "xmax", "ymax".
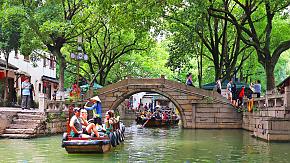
[{"xmin": 0, "ymin": 0, "xmax": 289, "ymax": 96}]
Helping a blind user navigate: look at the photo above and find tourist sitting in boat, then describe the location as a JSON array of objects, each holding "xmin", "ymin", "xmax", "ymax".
[
  {"xmin": 162, "ymin": 111, "xmax": 168, "ymax": 121},
  {"xmin": 80, "ymin": 109, "xmax": 100, "ymax": 137},
  {"xmin": 171, "ymin": 112, "xmax": 178, "ymax": 120},
  {"xmin": 153, "ymin": 110, "xmax": 162, "ymax": 120},
  {"xmin": 104, "ymin": 111, "xmax": 114, "ymax": 135},
  {"xmin": 84, "ymin": 96, "xmax": 102, "ymax": 125},
  {"xmin": 146, "ymin": 112, "xmax": 152, "ymax": 119},
  {"xmin": 140, "ymin": 112, "xmax": 147, "ymax": 120},
  {"xmin": 70, "ymin": 107, "xmax": 89, "ymax": 138},
  {"xmin": 69, "ymin": 107, "xmax": 99, "ymax": 138}
]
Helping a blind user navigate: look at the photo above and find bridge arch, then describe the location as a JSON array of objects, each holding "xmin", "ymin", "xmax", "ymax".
[
  {"xmin": 109, "ymin": 89, "xmax": 187, "ymax": 127},
  {"xmin": 96, "ymin": 77, "xmax": 242, "ymax": 128}
]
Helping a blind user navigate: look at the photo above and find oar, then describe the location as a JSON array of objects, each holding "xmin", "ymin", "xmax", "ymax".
[{"xmin": 142, "ymin": 117, "xmax": 151, "ymax": 128}]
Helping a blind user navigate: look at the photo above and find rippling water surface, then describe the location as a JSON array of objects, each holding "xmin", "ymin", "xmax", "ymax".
[{"xmin": 0, "ymin": 121, "xmax": 290, "ymax": 163}]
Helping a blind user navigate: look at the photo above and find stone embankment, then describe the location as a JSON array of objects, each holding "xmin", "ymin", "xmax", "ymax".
[
  {"xmin": 1, "ymin": 111, "xmax": 46, "ymax": 138},
  {"xmin": 0, "ymin": 96, "xmax": 68, "ymax": 139},
  {"xmin": 242, "ymin": 86, "xmax": 290, "ymax": 141}
]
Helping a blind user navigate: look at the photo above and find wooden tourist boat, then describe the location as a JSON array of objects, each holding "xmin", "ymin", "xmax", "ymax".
[
  {"xmin": 136, "ymin": 117, "xmax": 179, "ymax": 127},
  {"xmin": 62, "ymin": 97, "xmax": 125, "ymax": 153},
  {"xmin": 62, "ymin": 133, "xmax": 112, "ymax": 153},
  {"xmin": 62, "ymin": 124, "xmax": 125, "ymax": 153}
]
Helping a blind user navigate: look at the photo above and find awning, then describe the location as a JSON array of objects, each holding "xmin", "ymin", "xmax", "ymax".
[
  {"xmin": 41, "ymin": 75, "xmax": 59, "ymax": 84},
  {"xmin": 0, "ymin": 59, "xmax": 18, "ymax": 70},
  {"xmin": 15, "ymin": 70, "xmax": 30, "ymax": 76},
  {"xmin": 80, "ymin": 83, "xmax": 103, "ymax": 90},
  {"xmin": 202, "ymin": 80, "xmax": 249, "ymax": 90},
  {"xmin": 276, "ymin": 76, "xmax": 290, "ymax": 88}
]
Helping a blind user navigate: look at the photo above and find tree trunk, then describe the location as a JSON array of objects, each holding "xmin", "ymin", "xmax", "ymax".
[
  {"xmin": 214, "ymin": 63, "xmax": 221, "ymax": 81},
  {"xmin": 59, "ymin": 56, "xmax": 66, "ymax": 92},
  {"xmin": 4, "ymin": 54, "xmax": 9, "ymax": 105},
  {"xmin": 265, "ymin": 64, "xmax": 275, "ymax": 91},
  {"xmin": 99, "ymin": 70, "xmax": 106, "ymax": 86},
  {"xmin": 198, "ymin": 41, "xmax": 203, "ymax": 88}
]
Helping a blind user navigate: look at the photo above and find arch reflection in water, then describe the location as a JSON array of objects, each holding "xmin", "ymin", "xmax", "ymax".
[{"xmin": 0, "ymin": 125, "xmax": 290, "ymax": 162}]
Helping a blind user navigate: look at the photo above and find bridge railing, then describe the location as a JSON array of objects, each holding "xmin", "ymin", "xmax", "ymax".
[
  {"xmin": 39, "ymin": 94, "xmax": 86, "ymax": 113},
  {"xmin": 250, "ymin": 86, "xmax": 290, "ymax": 118}
]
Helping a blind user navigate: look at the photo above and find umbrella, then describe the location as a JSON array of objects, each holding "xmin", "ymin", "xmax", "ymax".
[{"xmin": 80, "ymin": 83, "xmax": 103, "ymax": 91}]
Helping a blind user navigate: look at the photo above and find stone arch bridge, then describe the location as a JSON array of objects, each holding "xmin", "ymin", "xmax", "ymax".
[{"xmin": 97, "ymin": 77, "xmax": 242, "ymax": 129}]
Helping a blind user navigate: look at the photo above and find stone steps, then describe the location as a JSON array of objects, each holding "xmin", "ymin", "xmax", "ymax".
[
  {"xmin": 2, "ymin": 112, "xmax": 45, "ymax": 139},
  {"xmin": 5, "ymin": 128, "xmax": 35, "ymax": 134},
  {"xmin": 17, "ymin": 113, "xmax": 46, "ymax": 120},
  {"xmin": 13, "ymin": 119, "xmax": 42, "ymax": 124},
  {"xmin": 18, "ymin": 110, "xmax": 45, "ymax": 115},
  {"xmin": 0, "ymin": 134, "xmax": 36, "ymax": 139},
  {"xmin": 8, "ymin": 124, "xmax": 38, "ymax": 129}
]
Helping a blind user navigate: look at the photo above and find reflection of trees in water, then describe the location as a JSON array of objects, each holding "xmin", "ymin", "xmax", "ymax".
[
  {"xmin": 1, "ymin": 128, "xmax": 289, "ymax": 162},
  {"xmin": 0, "ymin": 139, "xmax": 44, "ymax": 162},
  {"xmin": 242, "ymin": 132, "xmax": 290, "ymax": 163}
]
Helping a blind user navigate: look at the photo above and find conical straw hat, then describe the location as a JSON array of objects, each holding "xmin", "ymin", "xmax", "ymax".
[{"xmin": 90, "ymin": 96, "xmax": 101, "ymax": 102}]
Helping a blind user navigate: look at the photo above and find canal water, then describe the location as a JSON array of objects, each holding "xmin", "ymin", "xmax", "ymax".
[{"xmin": 0, "ymin": 122, "xmax": 289, "ymax": 163}]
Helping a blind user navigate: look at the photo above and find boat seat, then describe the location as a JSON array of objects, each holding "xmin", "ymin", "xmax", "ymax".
[{"xmin": 67, "ymin": 136, "xmax": 109, "ymax": 141}]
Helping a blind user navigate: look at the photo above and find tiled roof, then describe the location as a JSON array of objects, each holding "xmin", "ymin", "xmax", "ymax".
[{"xmin": 0, "ymin": 58, "xmax": 18, "ymax": 70}]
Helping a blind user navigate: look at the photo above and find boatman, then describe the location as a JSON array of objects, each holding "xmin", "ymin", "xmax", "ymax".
[{"xmin": 84, "ymin": 96, "xmax": 102, "ymax": 125}]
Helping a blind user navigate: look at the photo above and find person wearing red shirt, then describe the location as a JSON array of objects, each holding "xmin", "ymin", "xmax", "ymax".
[{"xmin": 238, "ymin": 86, "xmax": 245, "ymax": 107}]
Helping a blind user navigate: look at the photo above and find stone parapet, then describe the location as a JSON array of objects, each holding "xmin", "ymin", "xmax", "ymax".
[
  {"xmin": 0, "ymin": 111, "xmax": 18, "ymax": 135},
  {"xmin": 245, "ymin": 89, "xmax": 290, "ymax": 141}
]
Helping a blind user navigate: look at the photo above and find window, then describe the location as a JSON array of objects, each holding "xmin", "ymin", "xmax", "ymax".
[
  {"xmin": 14, "ymin": 51, "xmax": 18, "ymax": 59},
  {"xmin": 38, "ymin": 83, "xmax": 41, "ymax": 92},
  {"xmin": 43, "ymin": 82, "xmax": 47, "ymax": 93},
  {"xmin": 24, "ymin": 55, "xmax": 30, "ymax": 62},
  {"xmin": 43, "ymin": 57, "xmax": 46, "ymax": 67},
  {"xmin": 49, "ymin": 56, "xmax": 55, "ymax": 69}
]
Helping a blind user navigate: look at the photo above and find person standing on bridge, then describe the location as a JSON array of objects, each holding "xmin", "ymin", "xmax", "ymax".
[
  {"xmin": 226, "ymin": 79, "xmax": 233, "ymax": 102},
  {"xmin": 238, "ymin": 86, "xmax": 245, "ymax": 107},
  {"xmin": 254, "ymin": 80, "xmax": 261, "ymax": 98},
  {"xmin": 231, "ymin": 83, "xmax": 238, "ymax": 107},
  {"xmin": 216, "ymin": 79, "xmax": 222, "ymax": 94},
  {"xmin": 186, "ymin": 73, "xmax": 194, "ymax": 87}
]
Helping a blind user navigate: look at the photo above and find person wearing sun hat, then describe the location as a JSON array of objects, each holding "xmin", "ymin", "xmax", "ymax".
[{"xmin": 84, "ymin": 96, "xmax": 102, "ymax": 125}]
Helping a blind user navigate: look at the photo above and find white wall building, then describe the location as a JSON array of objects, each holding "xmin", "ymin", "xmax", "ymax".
[
  {"xmin": 131, "ymin": 92, "xmax": 176, "ymax": 111},
  {"xmin": 0, "ymin": 51, "xmax": 58, "ymax": 103},
  {"xmin": 131, "ymin": 92, "xmax": 146, "ymax": 109}
]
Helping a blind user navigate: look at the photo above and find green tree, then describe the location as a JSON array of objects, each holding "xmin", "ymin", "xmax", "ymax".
[
  {"xmin": 14, "ymin": 0, "xmax": 97, "ymax": 95},
  {"xmin": 82, "ymin": 21, "xmax": 151, "ymax": 86},
  {"xmin": 75, "ymin": 0, "xmax": 179, "ymax": 86},
  {"xmin": 164, "ymin": 0, "xmax": 251, "ymax": 84},
  {"xmin": 0, "ymin": 4, "xmax": 23, "ymax": 103},
  {"xmin": 107, "ymin": 41, "xmax": 174, "ymax": 83},
  {"xmin": 209, "ymin": 0, "xmax": 290, "ymax": 90}
]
